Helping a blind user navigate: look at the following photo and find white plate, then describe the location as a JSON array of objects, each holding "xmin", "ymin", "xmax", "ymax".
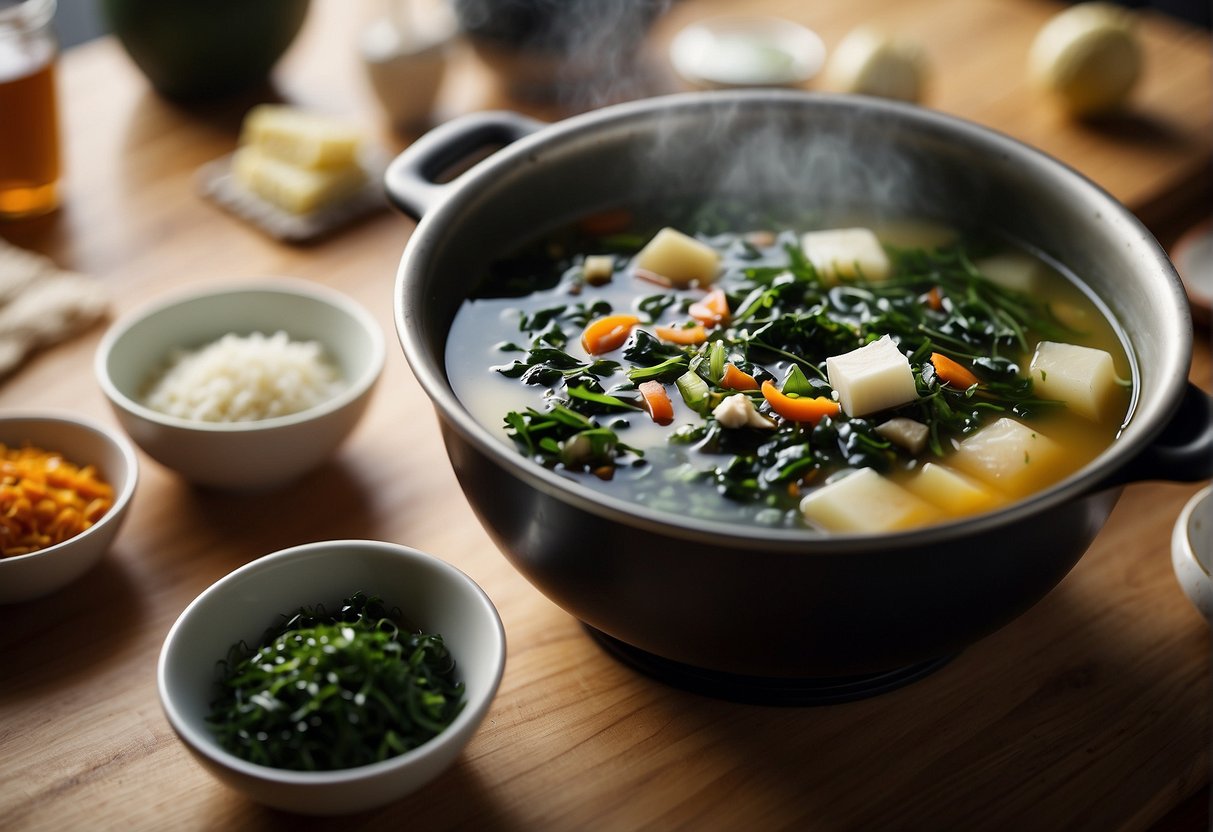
[{"xmin": 670, "ymin": 15, "xmax": 826, "ymax": 89}]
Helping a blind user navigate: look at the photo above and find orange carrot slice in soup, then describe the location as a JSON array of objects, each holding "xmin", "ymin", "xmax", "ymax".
[
  {"xmin": 654, "ymin": 324, "xmax": 707, "ymax": 345},
  {"xmin": 760, "ymin": 380, "xmax": 840, "ymax": 424},
  {"xmin": 582, "ymin": 314, "xmax": 640, "ymax": 354},
  {"xmin": 930, "ymin": 352, "xmax": 979, "ymax": 389},
  {"xmin": 638, "ymin": 380, "xmax": 675, "ymax": 425},
  {"xmin": 924, "ymin": 286, "xmax": 943, "ymax": 311},
  {"xmin": 689, "ymin": 287, "xmax": 730, "ymax": 326},
  {"xmin": 720, "ymin": 363, "xmax": 759, "ymax": 391}
]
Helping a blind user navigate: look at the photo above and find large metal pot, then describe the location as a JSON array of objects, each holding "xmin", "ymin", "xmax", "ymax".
[{"xmin": 386, "ymin": 91, "xmax": 1212, "ymax": 696}]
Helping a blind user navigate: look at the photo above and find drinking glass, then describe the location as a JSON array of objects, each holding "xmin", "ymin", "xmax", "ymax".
[{"xmin": 0, "ymin": 0, "xmax": 60, "ymax": 219}]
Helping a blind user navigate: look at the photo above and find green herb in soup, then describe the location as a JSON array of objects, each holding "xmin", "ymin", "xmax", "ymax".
[
  {"xmin": 446, "ymin": 210, "xmax": 1132, "ymax": 533},
  {"xmin": 208, "ymin": 592, "xmax": 465, "ymax": 771}
]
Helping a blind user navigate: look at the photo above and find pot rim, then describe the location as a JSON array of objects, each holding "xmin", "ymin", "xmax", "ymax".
[{"xmin": 394, "ymin": 89, "xmax": 1192, "ymax": 554}]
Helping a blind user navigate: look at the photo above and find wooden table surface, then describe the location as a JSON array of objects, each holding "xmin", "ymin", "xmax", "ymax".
[{"xmin": 2, "ymin": 1, "xmax": 1210, "ymax": 829}]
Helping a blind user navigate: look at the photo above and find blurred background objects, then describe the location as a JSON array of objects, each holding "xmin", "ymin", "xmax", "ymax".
[{"xmin": 51, "ymin": 0, "xmax": 1210, "ymax": 51}]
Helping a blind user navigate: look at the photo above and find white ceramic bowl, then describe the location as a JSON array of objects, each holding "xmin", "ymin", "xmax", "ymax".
[
  {"xmin": 94, "ymin": 278, "xmax": 385, "ymax": 491},
  {"xmin": 1172, "ymin": 484, "xmax": 1213, "ymax": 623},
  {"xmin": 0, "ymin": 412, "xmax": 138, "ymax": 604},
  {"xmin": 670, "ymin": 15, "xmax": 826, "ymax": 89},
  {"xmin": 158, "ymin": 539, "xmax": 506, "ymax": 815},
  {"xmin": 361, "ymin": 13, "xmax": 453, "ymax": 129}
]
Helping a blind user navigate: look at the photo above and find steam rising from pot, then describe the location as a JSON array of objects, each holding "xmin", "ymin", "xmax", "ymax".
[
  {"xmin": 622, "ymin": 96, "xmax": 954, "ymax": 229},
  {"xmin": 450, "ymin": 2, "xmax": 958, "ymax": 226}
]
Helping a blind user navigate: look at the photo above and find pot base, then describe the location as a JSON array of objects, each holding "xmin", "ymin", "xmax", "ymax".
[{"xmin": 585, "ymin": 626, "xmax": 954, "ymax": 706}]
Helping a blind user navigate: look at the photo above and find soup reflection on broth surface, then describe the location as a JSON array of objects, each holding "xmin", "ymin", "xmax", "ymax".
[{"xmin": 446, "ymin": 206, "xmax": 1132, "ymax": 533}]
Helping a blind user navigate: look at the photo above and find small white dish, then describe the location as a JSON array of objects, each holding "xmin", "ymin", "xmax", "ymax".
[
  {"xmin": 1172, "ymin": 484, "xmax": 1213, "ymax": 623},
  {"xmin": 0, "ymin": 412, "xmax": 138, "ymax": 604},
  {"xmin": 670, "ymin": 15, "xmax": 826, "ymax": 89},
  {"xmin": 158, "ymin": 539, "xmax": 506, "ymax": 815},
  {"xmin": 361, "ymin": 12, "xmax": 452, "ymax": 130},
  {"xmin": 94, "ymin": 278, "xmax": 384, "ymax": 491}
]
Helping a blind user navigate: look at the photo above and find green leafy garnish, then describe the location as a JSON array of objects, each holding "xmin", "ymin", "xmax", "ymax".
[
  {"xmin": 567, "ymin": 384, "xmax": 641, "ymax": 413},
  {"xmin": 504, "ymin": 404, "xmax": 642, "ymax": 474},
  {"xmin": 207, "ymin": 593, "xmax": 465, "ymax": 772},
  {"xmin": 494, "ymin": 346, "xmax": 619, "ymax": 390}
]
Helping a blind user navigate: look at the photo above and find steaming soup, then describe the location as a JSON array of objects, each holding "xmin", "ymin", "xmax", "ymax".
[{"xmin": 446, "ymin": 207, "xmax": 1132, "ymax": 533}]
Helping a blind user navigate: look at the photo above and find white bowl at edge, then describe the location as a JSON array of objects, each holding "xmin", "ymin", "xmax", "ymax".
[
  {"xmin": 157, "ymin": 539, "xmax": 506, "ymax": 815},
  {"xmin": 1172, "ymin": 483, "xmax": 1213, "ymax": 623},
  {"xmin": 0, "ymin": 411, "xmax": 139, "ymax": 604}
]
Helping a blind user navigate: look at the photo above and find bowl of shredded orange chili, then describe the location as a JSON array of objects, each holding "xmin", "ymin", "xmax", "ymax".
[{"xmin": 0, "ymin": 412, "xmax": 138, "ymax": 603}]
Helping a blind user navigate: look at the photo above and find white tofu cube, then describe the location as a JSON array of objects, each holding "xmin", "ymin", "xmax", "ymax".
[
  {"xmin": 801, "ymin": 227, "xmax": 891, "ymax": 282},
  {"xmin": 800, "ymin": 468, "xmax": 942, "ymax": 533},
  {"xmin": 904, "ymin": 462, "xmax": 998, "ymax": 516},
  {"xmin": 949, "ymin": 417, "xmax": 1063, "ymax": 496},
  {"xmin": 582, "ymin": 255, "xmax": 614, "ymax": 285},
  {"xmin": 633, "ymin": 227, "xmax": 720, "ymax": 287},
  {"xmin": 826, "ymin": 335, "xmax": 919, "ymax": 417},
  {"xmin": 1029, "ymin": 341, "xmax": 1121, "ymax": 421},
  {"xmin": 974, "ymin": 252, "xmax": 1044, "ymax": 293},
  {"xmin": 875, "ymin": 417, "xmax": 930, "ymax": 455}
]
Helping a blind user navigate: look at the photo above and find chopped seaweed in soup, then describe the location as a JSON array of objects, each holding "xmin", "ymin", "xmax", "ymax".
[{"xmin": 445, "ymin": 206, "xmax": 1132, "ymax": 533}]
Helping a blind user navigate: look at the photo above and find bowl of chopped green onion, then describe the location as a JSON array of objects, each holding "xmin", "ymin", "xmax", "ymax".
[{"xmin": 157, "ymin": 539, "xmax": 506, "ymax": 815}]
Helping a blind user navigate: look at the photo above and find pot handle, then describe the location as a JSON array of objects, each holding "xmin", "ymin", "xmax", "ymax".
[
  {"xmin": 384, "ymin": 111, "xmax": 547, "ymax": 220},
  {"xmin": 1101, "ymin": 382, "xmax": 1213, "ymax": 488}
]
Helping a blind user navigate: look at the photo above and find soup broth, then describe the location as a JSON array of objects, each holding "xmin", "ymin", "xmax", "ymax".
[{"xmin": 445, "ymin": 206, "xmax": 1132, "ymax": 533}]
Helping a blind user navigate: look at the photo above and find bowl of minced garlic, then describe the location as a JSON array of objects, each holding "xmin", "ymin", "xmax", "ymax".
[{"xmin": 0, "ymin": 413, "xmax": 138, "ymax": 604}]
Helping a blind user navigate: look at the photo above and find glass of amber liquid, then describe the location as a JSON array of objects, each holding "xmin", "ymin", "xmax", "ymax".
[{"xmin": 0, "ymin": 0, "xmax": 60, "ymax": 219}]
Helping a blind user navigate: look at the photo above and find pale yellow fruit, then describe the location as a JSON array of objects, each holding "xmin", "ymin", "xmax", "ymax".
[
  {"xmin": 1028, "ymin": 2, "xmax": 1142, "ymax": 116},
  {"xmin": 825, "ymin": 26, "xmax": 928, "ymax": 103}
]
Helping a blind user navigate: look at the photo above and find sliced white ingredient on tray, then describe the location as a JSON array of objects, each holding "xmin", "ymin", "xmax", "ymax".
[
  {"xmin": 232, "ymin": 145, "xmax": 369, "ymax": 216},
  {"xmin": 198, "ymin": 104, "xmax": 387, "ymax": 242},
  {"xmin": 239, "ymin": 104, "xmax": 366, "ymax": 170}
]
